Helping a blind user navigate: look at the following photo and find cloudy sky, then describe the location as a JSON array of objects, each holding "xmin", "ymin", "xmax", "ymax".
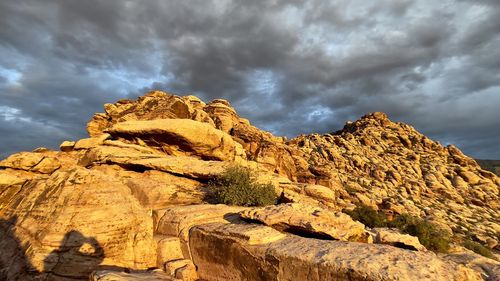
[{"xmin": 1, "ymin": 0, "xmax": 499, "ymax": 159}]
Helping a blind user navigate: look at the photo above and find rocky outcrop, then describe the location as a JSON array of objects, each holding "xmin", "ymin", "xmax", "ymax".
[
  {"xmin": 107, "ymin": 119, "xmax": 241, "ymax": 161},
  {"xmin": 0, "ymin": 167, "xmax": 156, "ymax": 280},
  {"xmin": 90, "ymin": 270, "xmax": 175, "ymax": 281},
  {"xmin": 1, "ymin": 90, "xmax": 499, "ymax": 280},
  {"xmin": 84, "ymin": 91, "xmax": 499, "ymax": 249},
  {"xmin": 80, "ymin": 145, "xmax": 228, "ymax": 180},
  {"xmin": 443, "ymin": 250, "xmax": 500, "ymax": 281},
  {"xmin": 370, "ymin": 228, "xmax": 426, "ymax": 251},
  {"xmin": 240, "ymin": 203, "xmax": 368, "ymax": 242},
  {"xmin": 190, "ymin": 222, "xmax": 482, "ymax": 281},
  {"xmin": 0, "ymin": 151, "xmax": 61, "ymax": 174}
]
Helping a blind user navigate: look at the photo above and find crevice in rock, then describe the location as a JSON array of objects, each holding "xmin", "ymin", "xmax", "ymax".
[
  {"xmin": 111, "ymin": 163, "xmax": 153, "ymax": 173},
  {"xmin": 392, "ymin": 242, "xmax": 418, "ymax": 251},
  {"xmin": 277, "ymin": 226, "xmax": 334, "ymax": 240},
  {"xmin": 240, "ymin": 218, "xmax": 335, "ymax": 240}
]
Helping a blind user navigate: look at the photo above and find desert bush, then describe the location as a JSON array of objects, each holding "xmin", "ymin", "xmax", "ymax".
[
  {"xmin": 345, "ymin": 204, "xmax": 388, "ymax": 228},
  {"xmin": 463, "ymin": 240, "xmax": 494, "ymax": 259},
  {"xmin": 345, "ymin": 205, "xmax": 450, "ymax": 252},
  {"xmin": 389, "ymin": 214, "xmax": 451, "ymax": 253},
  {"xmin": 207, "ymin": 165, "xmax": 277, "ymax": 207}
]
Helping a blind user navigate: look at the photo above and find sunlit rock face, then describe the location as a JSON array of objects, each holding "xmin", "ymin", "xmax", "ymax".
[{"xmin": 1, "ymin": 90, "xmax": 499, "ymax": 280}]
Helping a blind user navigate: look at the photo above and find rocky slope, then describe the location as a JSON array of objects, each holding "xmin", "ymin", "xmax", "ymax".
[
  {"xmin": 0, "ymin": 90, "xmax": 499, "ymax": 281},
  {"xmin": 477, "ymin": 160, "xmax": 500, "ymax": 177}
]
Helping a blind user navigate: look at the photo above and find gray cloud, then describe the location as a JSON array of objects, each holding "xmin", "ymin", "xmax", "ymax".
[{"xmin": 1, "ymin": 0, "xmax": 499, "ymax": 159}]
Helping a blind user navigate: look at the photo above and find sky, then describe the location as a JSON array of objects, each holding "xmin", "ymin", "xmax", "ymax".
[{"xmin": 1, "ymin": 0, "xmax": 499, "ymax": 159}]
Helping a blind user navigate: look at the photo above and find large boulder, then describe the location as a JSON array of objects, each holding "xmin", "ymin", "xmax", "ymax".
[
  {"xmin": 0, "ymin": 168, "xmax": 156, "ymax": 280},
  {"xmin": 80, "ymin": 145, "xmax": 228, "ymax": 180},
  {"xmin": 107, "ymin": 119, "xmax": 238, "ymax": 161},
  {"xmin": 0, "ymin": 152, "xmax": 61, "ymax": 174},
  {"xmin": 370, "ymin": 228, "xmax": 426, "ymax": 251},
  {"xmin": 190, "ymin": 222, "xmax": 482, "ymax": 281},
  {"xmin": 87, "ymin": 91, "xmax": 214, "ymax": 137},
  {"xmin": 240, "ymin": 203, "xmax": 368, "ymax": 242}
]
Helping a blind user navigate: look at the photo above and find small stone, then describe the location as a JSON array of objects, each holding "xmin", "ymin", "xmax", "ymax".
[{"xmin": 60, "ymin": 141, "xmax": 76, "ymax": 152}]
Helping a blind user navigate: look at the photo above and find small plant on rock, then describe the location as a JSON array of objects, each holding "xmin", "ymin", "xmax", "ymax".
[
  {"xmin": 463, "ymin": 240, "xmax": 494, "ymax": 259},
  {"xmin": 345, "ymin": 205, "xmax": 451, "ymax": 253},
  {"xmin": 207, "ymin": 165, "xmax": 277, "ymax": 207},
  {"xmin": 345, "ymin": 204, "xmax": 388, "ymax": 228},
  {"xmin": 388, "ymin": 214, "xmax": 451, "ymax": 253}
]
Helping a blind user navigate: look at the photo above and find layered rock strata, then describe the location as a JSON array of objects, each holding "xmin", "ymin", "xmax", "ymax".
[{"xmin": 0, "ymin": 90, "xmax": 498, "ymax": 280}]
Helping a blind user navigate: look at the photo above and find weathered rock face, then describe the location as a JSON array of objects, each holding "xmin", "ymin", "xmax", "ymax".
[
  {"xmin": 107, "ymin": 119, "xmax": 239, "ymax": 161},
  {"xmin": 0, "ymin": 167, "xmax": 156, "ymax": 280},
  {"xmin": 1, "ymin": 90, "xmax": 499, "ymax": 280},
  {"xmin": 443, "ymin": 250, "xmax": 500, "ymax": 281},
  {"xmin": 370, "ymin": 228, "xmax": 426, "ymax": 251},
  {"xmin": 0, "ymin": 151, "xmax": 61, "ymax": 174},
  {"xmin": 287, "ymin": 113, "xmax": 500, "ymax": 246},
  {"xmin": 240, "ymin": 203, "xmax": 368, "ymax": 242},
  {"xmin": 91, "ymin": 91, "xmax": 499, "ymax": 247},
  {"xmin": 190, "ymin": 222, "xmax": 482, "ymax": 281},
  {"xmin": 90, "ymin": 270, "xmax": 175, "ymax": 281}
]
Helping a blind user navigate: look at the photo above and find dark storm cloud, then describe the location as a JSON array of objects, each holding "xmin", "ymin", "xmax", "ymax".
[{"xmin": 1, "ymin": 0, "xmax": 499, "ymax": 159}]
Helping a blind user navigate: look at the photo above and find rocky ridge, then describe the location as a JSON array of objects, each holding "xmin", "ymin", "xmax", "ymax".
[{"xmin": 0, "ymin": 90, "xmax": 498, "ymax": 281}]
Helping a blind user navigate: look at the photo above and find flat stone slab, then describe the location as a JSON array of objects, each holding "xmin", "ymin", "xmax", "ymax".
[
  {"xmin": 190, "ymin": 222, "xmax": 483, "ymax": 281},
  {"xmin": 240, "ymin": 203, "xmax": 369, "ymax": 242}
]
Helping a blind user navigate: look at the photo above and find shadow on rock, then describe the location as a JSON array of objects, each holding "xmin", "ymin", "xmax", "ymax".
[
  {"xmin": 43, "ymin": 230, "xmax": 105, "ymax": 279},
  {"xmin": 1, "ymin": 216, "xmax": 131, "ymax": 280},
  {"xmin": 0, "ymin": 216, "xmax": 37, "ymax": 280}
]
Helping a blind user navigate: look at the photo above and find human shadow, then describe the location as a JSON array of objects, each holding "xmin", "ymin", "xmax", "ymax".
[
  {"xmin": 0, "ymin": 215, "xmax": 131, "ymax": 280},
  {"xmin": 43, "ymin": 230, "xmax": 105, "ymax": 279},
  {"xmin": 0, "ymin": 216, "xmax": 37, "ymax": 281}
]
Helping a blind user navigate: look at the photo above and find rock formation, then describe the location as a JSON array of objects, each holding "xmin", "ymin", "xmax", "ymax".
[{"xmin": 0, "ymin": 90, "xmax": 499, "ymax": 281}]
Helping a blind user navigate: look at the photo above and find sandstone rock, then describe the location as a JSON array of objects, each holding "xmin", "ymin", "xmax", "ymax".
[
  {"xmin": 84, "ymin": 91, "xmax": 499, "ymax": 253},
  {"xmin": 60, "ymin": 140, "xmax": 76, "ymax": 152},
  {"xmin": 203, "ymin": 99, "xmax": 239, "ymax": 133},
  {"xmin": 240, "ymin": 203, "xmax": 368, "ymax": 242},
  {"xmin": 164, "ymin": 259, "xmax": 197, "ymax": 281},
  {"xmin": 74, "ymin": 133, "xmax": 111, "ymax": 150},
  {"xmin": 371, "ymin": 228, "xmax": 426, "ymax": 251},
  {"xmin": 154, "ymin": 204, "xmax": 245, "ymax": 240},
  {"xmin": 90, "ymin": 269, "xmax": 174, "ymax": 281},
  {"xmin": 174, "ymin": 261, "xmax": 197, "ymax": 281},
  {"xmin": 155, "ymin": 236, "xmax": 184, "ymax": 268},
  {"xmin": 120, "ymin": 156, "xmax": 227, "ymax": 180},
  {"xmin": 190, "ymin": 222, "xmax": 482, "ymax": 281},
  {"xmin": 0, "ymin": 170, "xmax": 33, "ymax": 212},
  {"xmin": 0, "ymin": 170, "xmax": 27, "ymax": 188},
  {"xmin": 154, "ymin": 204, "xmax": 246, "ymax": 259},
  {"xmin": 107, "ymin": 119, "xmax": 237, "ymax": 161},
  {"xmin": 2, "ymin": 91, "xmax": 499, "ymax": 280},
  {"xmin": 0, "ymin": 168, "xmax": 156, "ymax": 280},
  {"xmin": 0, "ymin": 152, "xmax": 44, "ymax": 170},
  {"xmin": 443, "ymin": 251, "xmax": 500, "ymax": 281},
  {"xmin": 303, "ymin": 184, "xmax": 337, "ymax": 203},
  {"xmin": 87, "ymin": 91, "xmax": 215, "ymax": 137},
  {"xmin": 103, "ymin": 139, "xmax": 160, "ymax": 154},
  {"xmin": 0, "ymin": 152, "xmax": 61, "ymax": 174},
  {"xmin": 81, "ymin": 145, "xmax": 228, "ymax": 180},
  {"xmin": 126, "ymin": 170, "xmax": 205, "ymax": 209},
  {"xmin": 30, "ymin": 156, "xmax": 61, "ymax": 174}
]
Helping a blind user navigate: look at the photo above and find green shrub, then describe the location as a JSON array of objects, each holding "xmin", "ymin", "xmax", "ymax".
[
  {"xmin": 345, "ymin": 204, "xmax": 388, "ymax": 228},
  {"xmin": 389, "ymin": 214, "xmax": 451, "ymax": 253},
  {"xmin": 207, "ymin": 165, "xmax": 277, "ymax": 207},
  {"xmin": 463, "ymin": 240, "xmax": 494, "ymax": 259},
  {"xmin": 345, "ymin": 205, "xmax": 450, "ymax": 252}
]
